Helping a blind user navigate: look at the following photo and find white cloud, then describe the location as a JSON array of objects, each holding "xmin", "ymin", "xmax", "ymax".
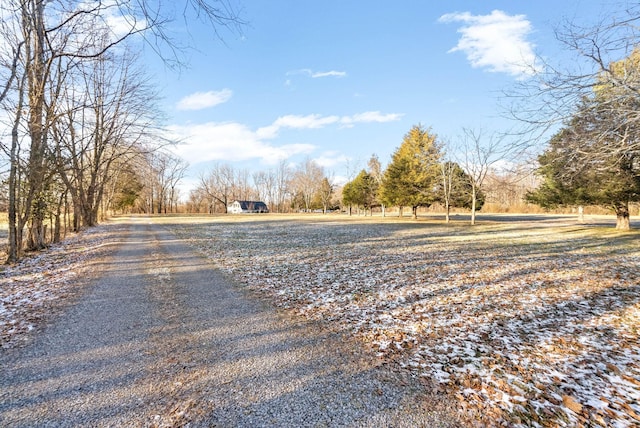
[
  {"xmin": 331, "ymin": 175, "xmax": 349, "ymax": 187},
  {"xmin": 176, "ymin": 89, "xmax": 233, "ymax": 111},
  {"xmin": 313, "ymin": 151, "xmax": 350, "ymax": 169},
  {"xmin": 287, "ymin": 69, "xmax": 347, "ymax": 78},
  {"xmin": 439, "ymin": 10, "xmax": 539, "ymax": 77},
  {"xmin": 258, "ymin": 111, "xmax": 402, "ymax": 137},
  {"xmin": 340, "ymin": 111, "xmax": 404, "ymax": 127},
  {"xmin": 256, "ymin": 114, "xmax": 339, "ymax": 139},
  {"xmin": 168, "ymin": 110, "xmax": 401, "ymax": 166},
  {"xmin": 167, "ymin": 122, "xmax": 315, "ymax": 165},
  {"xmin": 274, "ymin": 114, "xmax": 341, "ymax": 129},
  {"xmin": 311, "ymin": 70, "xmax": 347, "ymax": 78}
]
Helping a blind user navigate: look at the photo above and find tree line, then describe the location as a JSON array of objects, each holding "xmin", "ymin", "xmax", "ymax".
[
  {"xmin": 2, "ymin": 1, "xmax": 638, "ymax": 269},
  {"xmin": 186, "ymin": 4, "xmax": 640, "ymax": 229},
  {"xmin": 343, "ymin": 126, "xmax": 488, "ymax": 222},
  {"xmin": 0, "ymin": 0, "xmax": 241, "ymax": 263},
  {"xmin": 187, "ymin": 158, "xmax": 335, "ymax": 214},
  {"xmin": 185, "ymin": 125, "xmax": 540, "ymax": 220}
]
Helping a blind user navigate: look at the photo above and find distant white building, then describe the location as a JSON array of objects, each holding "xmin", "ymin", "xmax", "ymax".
[{"xmin": 228, "ymin": 200, "xmax": 269, "ymax": 214}]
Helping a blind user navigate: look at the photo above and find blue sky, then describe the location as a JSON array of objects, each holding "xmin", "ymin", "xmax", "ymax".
[{"xmin": 145, "ymin": 0, "xmax": 613, "ymax": 193}]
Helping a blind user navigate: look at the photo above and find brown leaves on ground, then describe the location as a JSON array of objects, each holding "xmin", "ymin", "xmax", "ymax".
[
  {"xmin": 173, "ymin": 216, "xmax": 640, "ymax": 428},
  {"xmin": 0, "ymin": 223, "xmax": 121, "ymax": 349},
  {"xmin": 2, "ymin": 215, "xmax": 639, "ymax": 427}
]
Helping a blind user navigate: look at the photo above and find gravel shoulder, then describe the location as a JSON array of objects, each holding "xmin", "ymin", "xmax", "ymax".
[{"xmin": 0, "ymin": 217, "xmax": 461, "ymax": 427}]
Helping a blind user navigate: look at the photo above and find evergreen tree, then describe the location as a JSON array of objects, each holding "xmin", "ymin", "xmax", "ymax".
[
  {"xmin": 379, "ymin": 125, "xmax": 441, "ymax": 218},
  {"xmin": 527, "ymin": 50, "xmax": 640, "ymax": 230},
  {"xmin": 342, "ymin": 170, "xmax": 377, "ymax": 215}
]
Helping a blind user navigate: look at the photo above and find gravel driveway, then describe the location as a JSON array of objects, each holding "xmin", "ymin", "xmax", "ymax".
[{"xmin": 0, "ymin": 218, "xmax": 460, "ymax": 427}]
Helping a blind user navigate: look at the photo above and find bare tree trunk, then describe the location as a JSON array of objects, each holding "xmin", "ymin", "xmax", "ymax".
[
  {"xmin": 441, "ymin": 160, "xmax": 454, "ymax": 224},
  {"xmin": 64, "ymin": 192, "xmax": 70, "ymax": 239},
  {"xmin": 3, "ymin": 39, "xmax": 24, "ymax": 263},
  {"xmin": 73, "ymin": 204, "xmax": 82, "ymax": 232},
  {"xmin": 27, "ymin": 195, "xmax": 48, "ymax": 250},
  {"xmin": 7, "ymin": 113, "xmax": 21, "ymax": 263},
  {"xmin": 53, "ymin": 190, "xmax": 65, "ymax": 243},
  {"xmin": 471, "ymin": 186, "xmax": 477, "ymax": 225},
  {"xmin": 6, "ymin": 69, "xmax": 27, "ymax": 263},
  {"xmin": 24, "ymin": 0, "xmax": 49, "ymax": 251},
  {"xmin": 614, "ymin": 202, "xmax": 630, "ymax": 230}
]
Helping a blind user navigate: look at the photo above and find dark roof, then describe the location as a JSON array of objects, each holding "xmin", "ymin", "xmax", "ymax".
[{"xmin": 234, "ymin": 200, "xmax": 268, "ymax": 210}]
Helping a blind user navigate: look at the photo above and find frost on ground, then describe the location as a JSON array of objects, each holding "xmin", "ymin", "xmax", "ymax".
[
  {"xmin": 0, "ymin": 223, "xmax": 121, "ymax": 349},
  {"xmin": 173, "ymin": 216, "xmax": 640, "ymax": 427},
  {"xmin": 2, "ymin": 215, "xmax": 638, "ymax": 427}
]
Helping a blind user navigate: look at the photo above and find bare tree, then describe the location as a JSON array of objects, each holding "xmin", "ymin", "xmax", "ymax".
[
  {"xmin": 459, "ymin": 128, "xmax": 505, "ymax": 225},
  {"xmin": 0, "ymin": 0, "xmax": 243, "ymax": 262},
  {"xmin": 291, "ymin": 158, "xmax": 325, "ymax": 212},
  {"xmin": 483, "ymin": 163, "xmax": 539, "ymax": 212},
  {"xmin": 140, "ymin": 149, "xmax": 187, "ymax": 214},
  {"xmin": 235, "ymin": 168, "xmax": 257, "ymax": 201},
  {"xmin": 253, "ymin": 170, "xmax": 277, "ymax": 210},
  {"xmin": 507, "ymin": 4, "xmax": 640, "ymax": 149},
  {"xmin": 52, "ymin": 48, "xmax": 163, "ymax": 226},
  {"xmin": 274, "ymin": 160, "xmax": 292, "ymax": 213},
  {"xmin": 439, "ymin": 156, "xmax": 457, "ymax": 224},
  {"xmin": 198, "ymin": 163, "xmax": 240, "ymax": 213},
  {"xmin": 186, "ymin": 187, "xmax": 209, "ymax": 213},
  {"xmin": 22, "ymin": 0, "xmax": 51, "ymax": 250},
  {"xmin": 166, "ymin": 156, "xmax": 188, "ymax": 213},
  {"xmin": 506, "ymin": 6, "xmax": 640, "ymax": 229},
  {"xmin": 3, "ymin": 64, "xmax": 26, "ymax": 263}
]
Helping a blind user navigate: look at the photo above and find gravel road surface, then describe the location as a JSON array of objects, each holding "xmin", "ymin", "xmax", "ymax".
[{"xmin": 0, "ymin": 218, "xmax": 460, "ymax": 427}]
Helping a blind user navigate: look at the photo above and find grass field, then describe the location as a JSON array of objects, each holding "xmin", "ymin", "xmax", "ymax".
[
  {"xmin": 1, "ymin": 212, "xmax": 638, "ymax": 426},
  {"xmin": 166, "ymin": 213, "xmax": 640, "ymax": 427}
]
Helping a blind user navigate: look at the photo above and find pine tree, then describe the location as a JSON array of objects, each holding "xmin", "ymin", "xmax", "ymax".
[{"xmin": 379, "ymin": 125, "xmax": 442, "ymax": 218}]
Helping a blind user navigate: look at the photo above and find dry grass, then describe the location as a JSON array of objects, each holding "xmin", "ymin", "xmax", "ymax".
[
  {"xmin": 0, "ymin": 223, "xmax": 120, "ymax": 348},
  {"xmin": 2, "ymin": 213, "xmax": 638, "ymax": 426},
  {"xmin": 168, "ymin": 213, "xmax": 640, "ymax": 427}
]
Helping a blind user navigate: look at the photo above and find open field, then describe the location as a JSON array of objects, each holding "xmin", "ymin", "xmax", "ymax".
[
  {"xmin": 166, "ymin": 213, "xmax": 640, "ymax": 427},
  {"xmin": 1, "ymin": 213, "xmax": 638, "ymax": 426}
]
